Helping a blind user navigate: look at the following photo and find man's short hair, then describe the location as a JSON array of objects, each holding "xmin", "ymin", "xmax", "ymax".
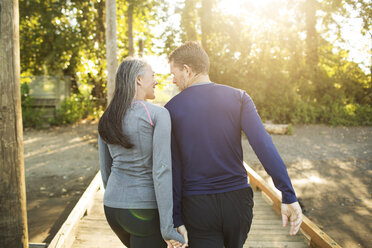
[{"xmin": 169, "ymin": 41, "xmax": 210, "ymax": 75}]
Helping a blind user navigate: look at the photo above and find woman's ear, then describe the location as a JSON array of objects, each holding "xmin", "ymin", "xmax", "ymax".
[{"xmin": 137, "ymin": 76, "xmax": 142, "ymax": 86}]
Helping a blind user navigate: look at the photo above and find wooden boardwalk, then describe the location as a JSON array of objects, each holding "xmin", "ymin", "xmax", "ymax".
[
  {"xmin": 48, "ymin": 166, "xmax": 341, "ymax": 248},
  {"xmin": 68, "ymin": 188, "xmax": 309, "ymax": 248}
]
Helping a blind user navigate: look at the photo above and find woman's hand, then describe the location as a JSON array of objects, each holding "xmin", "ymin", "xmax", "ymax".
[
  {"xmin": 165, "ymin": 239, "xmax": 181, "ymax": 248},
  {"xmin": 166, "ymin": 239, "xmax": 188, "ymax": 248}
]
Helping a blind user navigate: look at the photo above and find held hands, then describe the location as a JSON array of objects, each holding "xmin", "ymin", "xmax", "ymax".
[
  {"xmin": 166, "ymin": 225, "xmax": 188, "ymax": 248},
  {"xmin": 281, "ymin": 201, "xmax": 303, "ymax": 236}
]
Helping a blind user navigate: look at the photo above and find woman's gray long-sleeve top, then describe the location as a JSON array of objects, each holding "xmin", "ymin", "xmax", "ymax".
[{"xmin": 98, "ymin": 100, "xmax": 184, "ymax": 243}]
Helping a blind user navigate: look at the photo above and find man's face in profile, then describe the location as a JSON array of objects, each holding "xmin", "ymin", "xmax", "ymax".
[{"xmin": 170, "ymin": 61, "xmax": 188, "ymax": 91}]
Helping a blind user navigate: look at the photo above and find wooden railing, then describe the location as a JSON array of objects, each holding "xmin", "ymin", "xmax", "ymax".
[{"xmin": 244, "ymin": 162, "xmax": 342, "ymax": 248}]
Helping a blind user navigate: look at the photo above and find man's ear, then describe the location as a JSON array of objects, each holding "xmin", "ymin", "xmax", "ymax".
[{"xmin": 183, "ymin": 64, "xmax": 192, "ymax": 76}]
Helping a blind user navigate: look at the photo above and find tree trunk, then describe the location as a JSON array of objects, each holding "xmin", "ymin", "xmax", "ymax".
[
  {"xmin": 200, "ymin": 0, "xmax": 214, "ymax": 56},
  {"xmin": 127, "ymin": 2, "xmax": 134, "ymax": 56},
  {"xmin": 370, "ymin": 33, "xmax": 372, "ymax": 103},
  {"xmin": 138, "ymin": 38, "xmax": 144, "ymax": 57},
  {"xmin": 0, "ymin": 1, "xmax": 29, "ymax": 247},
  {"xmin": 96, "ymin": 0, "xmax": 106, "ymax": 45},
  {"xmin": 106, "ymin": 0, "xmax": 117, "ymax": 103},
  {"xmin": 305, "ymin": 0, "xmax": 318, "ymax": 75},
  {"xmin": 92, "ymin": 0, "xmax": 107, "ymax": 105},
  {"xmin": 181, "ymin": 0, "xmax": 198, "ymax": 42}
]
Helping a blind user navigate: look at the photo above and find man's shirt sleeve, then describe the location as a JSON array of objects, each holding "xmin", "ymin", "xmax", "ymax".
[
  {"xmin": 240, "ymin": 92, "xmax": 298, "ymax": 203},
  {"xmin": 165, "ymin": 103, "xmax": 184, "ymax": 227},
  {"xmin": 170, "ymin": 127, "xmax": 184, "ymax": 227}
]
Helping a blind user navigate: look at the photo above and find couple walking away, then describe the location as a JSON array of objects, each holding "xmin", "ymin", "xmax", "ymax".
[{"xmin": 98, "ymin": 42, "xmax": 302, "ymax": 248}]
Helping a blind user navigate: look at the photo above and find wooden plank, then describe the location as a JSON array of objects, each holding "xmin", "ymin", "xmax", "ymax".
[
  {"xmin": 250, "ymin": 225, "xmax": 290, "ymax": 230},
  {"xmin": 248, "ymin": 233, "xmax": 306, "ymax": 242},
  {"xmin": 244, "ymin": 241, "xmax": 309, "ymax": 248},
  {"xmin": 249, "ymin": 229, "xmax": 291, "ymax": 235}
]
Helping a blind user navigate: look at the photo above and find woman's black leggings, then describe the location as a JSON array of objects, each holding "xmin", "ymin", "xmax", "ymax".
[{"xmin": 104, "ymin": 206, "xmax": 167, "ymax": 248}]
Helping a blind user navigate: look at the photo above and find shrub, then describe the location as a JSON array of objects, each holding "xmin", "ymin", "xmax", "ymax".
[
  {"xmin": 21, "ymin": 83, "xmax": 47, "ymax": 128},
  {"xmin": 50, "ymin": 94, "xmax": 103, "ymax": 125}
]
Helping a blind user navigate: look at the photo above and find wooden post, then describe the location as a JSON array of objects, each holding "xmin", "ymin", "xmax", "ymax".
[
  {"xmin": 106, "ymin": 0, "xmax": 117, "ymax": 103},
  {"xmin": 0, "ymin": 0, "xmax": 29, "ymax": 247}
]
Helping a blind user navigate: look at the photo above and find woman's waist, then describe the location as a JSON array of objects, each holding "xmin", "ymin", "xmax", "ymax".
[
  {"xmin": 107, "ymin": 171, "xmax": 154, "ymax": 189},
  {"xmin": 104, "ymin": 181, "xmax": 157, "ymax": 206}
]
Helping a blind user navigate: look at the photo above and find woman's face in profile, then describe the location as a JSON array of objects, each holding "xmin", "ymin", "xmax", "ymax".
[{"xmin": 140, "ymin": 64, "xmax": 158, "ymax": 100}]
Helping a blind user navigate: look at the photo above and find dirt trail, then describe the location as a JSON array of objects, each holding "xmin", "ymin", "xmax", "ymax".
[
  {"xmin": 25, "ymin": 123, "xmax": 372, "ymax": 247},
  {"xmin": 24, "ymin": 121, "xmax": 100, "ymax": 243}
]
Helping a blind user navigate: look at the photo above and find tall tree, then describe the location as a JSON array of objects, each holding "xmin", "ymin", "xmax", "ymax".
[{"xmin": 0, "ymin": 0, "xmax": 28, "ymax": 247}]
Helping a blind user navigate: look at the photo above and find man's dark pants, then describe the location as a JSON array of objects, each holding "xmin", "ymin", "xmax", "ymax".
[{"xmin": 182, "ymin": 187, "xmax": 254, "ymax": 248}]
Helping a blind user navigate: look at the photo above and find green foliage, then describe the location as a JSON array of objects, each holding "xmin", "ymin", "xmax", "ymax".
[
  {"xmin": 19, "ymin": 0, "xmax": 163, "ymax": 94},
  {"xmin": 21, "ymin": 82, "xmax": 103, "ymax": 128},
  {"xmin": 50, "ymin": 94, "xmax": 103, "ymax": 125},
  {"xmin": 19, "ymin": 0, "xmax": 371, "ymax": 126},
  {"xmin": 20, "ymin": 0, "xmax": 164, "ymax": 127},
  {"xmin": 21, "ymin": 83, "xmax": 47, "ymax": 129},
  {"xmin": 168, "ymin": 0, "xmax": 371, "ymax": 126},
  {"xmin": 287, "ymin": 124, "xmax": 294, "ymax": 135}
]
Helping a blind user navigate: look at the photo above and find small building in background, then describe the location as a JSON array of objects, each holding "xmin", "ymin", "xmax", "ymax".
[{"xmin": 22, "ymin": 76, "xmax": 71, "ymax": 122}]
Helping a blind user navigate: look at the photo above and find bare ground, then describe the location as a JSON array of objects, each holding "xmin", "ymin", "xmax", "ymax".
[
  {"xmin": 24, "ymin": 120, "xmax": 100, "ymax": 243},
  {"xmin": 25, "ymin": 123, "xmax": 372, "ymax": 247}
]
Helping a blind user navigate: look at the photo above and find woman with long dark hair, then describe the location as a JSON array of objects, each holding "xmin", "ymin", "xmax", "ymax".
[{"xmin": 98, "ymin": 57, "xmax": 187, "ymax": 248}]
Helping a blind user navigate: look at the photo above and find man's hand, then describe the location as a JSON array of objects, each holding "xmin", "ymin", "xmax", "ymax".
[
  {"xmin": 176, "ymin": 225, "xmax": 188, "ymax": 248},
  {"xmin": 281, "ymin": 201, "xmax": 302, "ymax": 235},
  {"xmin": 166, "ymin": 225, "xmax": 189, "ymax": 248}
]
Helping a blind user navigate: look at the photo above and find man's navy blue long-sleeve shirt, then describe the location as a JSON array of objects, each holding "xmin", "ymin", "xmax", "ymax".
[{"xmin": 165, "ymin": 83, "xmax": 297, "ymax": 227}]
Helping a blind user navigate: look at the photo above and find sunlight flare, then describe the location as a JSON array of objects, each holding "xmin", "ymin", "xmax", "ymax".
[{"xmin": 217, "ymin": 0, "xmax": 279, "ymax": 16}]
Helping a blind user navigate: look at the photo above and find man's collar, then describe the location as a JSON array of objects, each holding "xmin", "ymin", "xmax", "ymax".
[{"xmin": 188, "ymin": 82, "xmax": 213, "ymax": 88}]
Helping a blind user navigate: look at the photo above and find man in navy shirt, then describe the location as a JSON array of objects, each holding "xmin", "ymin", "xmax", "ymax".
[{"xmin": 165, "ymin": 42, "xmax": 302, "ymax": 248}]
